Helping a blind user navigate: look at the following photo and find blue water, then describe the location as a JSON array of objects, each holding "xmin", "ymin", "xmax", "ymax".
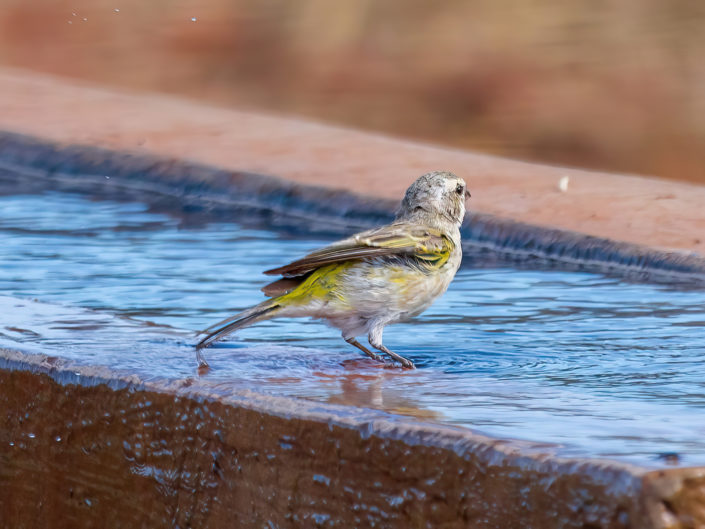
[{"xmin": 2, "ymin": 191, "xmax": 705, "ymax": 467}]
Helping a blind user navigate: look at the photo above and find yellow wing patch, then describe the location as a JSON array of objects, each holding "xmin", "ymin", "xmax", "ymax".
[{"xmin": 277, "ymin": 262, "xmax": 353, "ymax": 306}]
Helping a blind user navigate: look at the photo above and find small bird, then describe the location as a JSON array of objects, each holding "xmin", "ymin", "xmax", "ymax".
[{"xmin": 196, "ymin": 171, "xmax": 470, "ymax": 369}]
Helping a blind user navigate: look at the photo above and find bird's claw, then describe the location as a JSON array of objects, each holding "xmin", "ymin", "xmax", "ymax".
[{"xmin": 400, "ymin": 359, "xmax": 415, "ymax": 369}]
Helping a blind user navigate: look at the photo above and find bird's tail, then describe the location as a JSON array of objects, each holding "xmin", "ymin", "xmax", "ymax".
[{"xmin": 196, "ymin": 299, "xmax": 281, "ymax": 350}]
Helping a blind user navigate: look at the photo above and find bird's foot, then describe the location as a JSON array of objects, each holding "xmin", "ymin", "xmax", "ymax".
[
  {"xmin": 383, "ymin": 357, "xmax": 415, "ymax": 369},
  {"xmin": 399, "ymin": 357, "xmax": 415, "ymax": 369}
]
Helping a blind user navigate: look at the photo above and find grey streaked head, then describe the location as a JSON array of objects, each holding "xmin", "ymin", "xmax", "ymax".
[{"xmin": 397, "ymin": 171, "xmax": 470, "ymax": 226}]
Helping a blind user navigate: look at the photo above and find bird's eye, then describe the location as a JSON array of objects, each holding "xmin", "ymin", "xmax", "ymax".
[{"xmin": 455, "ymin": 183, "xmax": 464, "ymax": 195}]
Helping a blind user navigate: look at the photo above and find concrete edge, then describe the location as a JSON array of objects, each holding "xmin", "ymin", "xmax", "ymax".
[
  {"xmin": 0, "ymin": 346, "xmax": 660, "ymax": 528},
  {"xmin": 5, "ymin": 345, "xmax": 704, "ymax": 528},
  {"xmin": 1, "ymin": 130, "xmax": 705, "ymax": 285},
  {"xmin": 0, "ymin": 346, "xmax": 642, "ymax": 474}
]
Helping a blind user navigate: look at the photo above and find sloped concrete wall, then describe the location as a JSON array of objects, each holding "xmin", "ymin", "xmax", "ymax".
[{"xmin": 2, "ymin": 131, "xmax": 704, "ymax": 284}]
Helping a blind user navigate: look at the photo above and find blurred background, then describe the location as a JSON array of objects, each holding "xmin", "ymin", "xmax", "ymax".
[{"xmin": 1, "ymin": 0, "xmax": 704, "ymax": 182}]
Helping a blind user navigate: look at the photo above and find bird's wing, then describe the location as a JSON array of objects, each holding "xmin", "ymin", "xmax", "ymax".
[{"xmin": 263, "ymin": 224, "xmax": 454, "ymax": 279}]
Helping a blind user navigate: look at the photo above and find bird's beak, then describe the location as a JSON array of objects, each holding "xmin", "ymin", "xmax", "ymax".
[{"xmin": 465, "ymin": 189, "xmax": 471, "ymax": 199}]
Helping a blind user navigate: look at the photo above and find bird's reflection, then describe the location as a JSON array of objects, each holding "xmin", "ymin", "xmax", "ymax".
[{"xmin": 314, "ymin": 359, "xmax": 442, "ymax": 420}]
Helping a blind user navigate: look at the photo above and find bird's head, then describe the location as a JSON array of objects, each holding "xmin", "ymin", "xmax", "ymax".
[{"xmin": 397, "ymin": 171, "xmax": 470, "ymax": 226}]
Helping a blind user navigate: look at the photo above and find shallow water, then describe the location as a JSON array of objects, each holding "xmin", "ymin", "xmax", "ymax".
[{"xmin": 2, "ymin": 191, "xmax": 705, "ymax": 467}]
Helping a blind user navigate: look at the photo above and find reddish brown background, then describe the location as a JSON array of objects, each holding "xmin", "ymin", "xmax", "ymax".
[{"xmin": 1, "ymin": 0, "xmax": 704, "ymax": 183}]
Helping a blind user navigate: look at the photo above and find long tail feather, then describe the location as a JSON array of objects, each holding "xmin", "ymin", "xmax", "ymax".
[{"xmin": 196, "ymin": 301, "xmax": 280, "ymax": 350}]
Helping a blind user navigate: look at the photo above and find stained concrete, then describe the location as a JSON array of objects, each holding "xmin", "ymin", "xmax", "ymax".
[{"xmin": 2, "ymin": 347, "xmax": 700, "ymax": 529}]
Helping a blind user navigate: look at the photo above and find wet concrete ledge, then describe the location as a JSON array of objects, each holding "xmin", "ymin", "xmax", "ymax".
[
  {"xmin": 1, "ymin": 346, "xmax": 701, "ymax": 529},
  {"xmin": 2, "ymin": 130, "xmax": 705, "ymax": 285},
  {"xmin": 1, "ymin": 132, "xmax": 705, "ymax": 528}
]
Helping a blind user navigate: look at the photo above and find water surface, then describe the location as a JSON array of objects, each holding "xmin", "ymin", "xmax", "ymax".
[{"xmin": 2, "ymin": 191, "xmax": 704, "ymax": 467}]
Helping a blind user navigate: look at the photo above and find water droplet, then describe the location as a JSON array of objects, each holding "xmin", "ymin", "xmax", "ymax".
[
  {"xmin": 28, "ymin": 433, "xmax": 36, "ymax": 439},
  {"xmin": 104, "ymin": 175, "xmax": 110, "ymax": 179},
  {"xmin": 190, "ymin": 17, "xmax": 197, "ymax": 22},
  {"xmin": 312, "ymin": 474, "xmax": 331, "ymax": 486},
  {"xmin": 311, "ymin": 514, "xmax": 330, "ymax": 524},
  {"xmin": 72, "ymin": 12, "xmax": 77, "ymax": 16},
  {"xmin": 114, "ymin": 8, "xmax": 120, "ymax": 13},
  {"xmin": 82, "ymin": 17, "xmax": 88, "ymax": 21}
]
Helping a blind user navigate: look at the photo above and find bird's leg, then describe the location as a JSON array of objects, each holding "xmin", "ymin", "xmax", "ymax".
[
  {"xmin": 368, "ymin": 327, "xmax": 415, "ymax": 369},
  {"xmin": 345, "ymin": 336, "xmax": 384, "ymax": 363}
]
